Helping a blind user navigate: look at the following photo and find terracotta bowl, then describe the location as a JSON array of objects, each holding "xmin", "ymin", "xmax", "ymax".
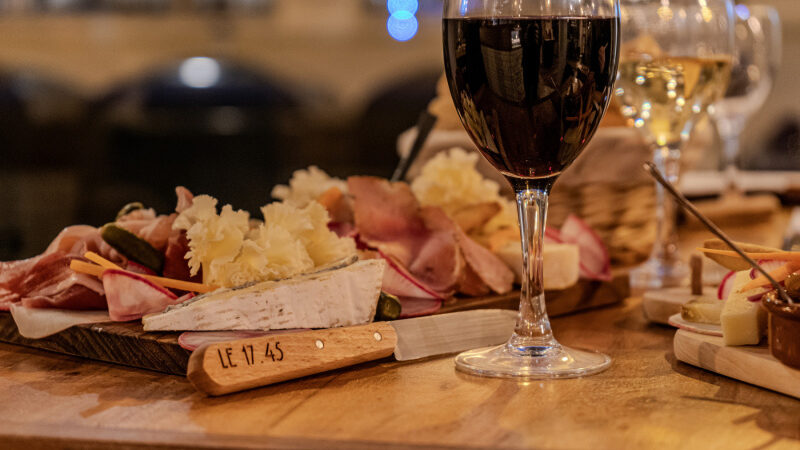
[{"xmin": 762, "ymin": 293, "xmax": 800, "ymax": 369}]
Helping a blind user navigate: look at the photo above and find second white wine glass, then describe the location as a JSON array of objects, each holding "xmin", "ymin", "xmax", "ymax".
[{"xmin": 615, "ymin": 0, "xmax": 734, "ymax": 290}]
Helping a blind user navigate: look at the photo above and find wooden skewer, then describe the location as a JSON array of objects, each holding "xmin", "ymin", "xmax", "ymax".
[
  {"xmin": 644, "ymin": 162, "xmax": 794, "ymax": 305},
  {"xmin": 70, "ymin": 259, "xmax": 218, "ymax": 294}
]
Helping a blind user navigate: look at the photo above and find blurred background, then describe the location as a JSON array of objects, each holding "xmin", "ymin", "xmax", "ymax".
[{"xmin": 0, "ymin": 0, "xmax": 798, "ymax": 260}]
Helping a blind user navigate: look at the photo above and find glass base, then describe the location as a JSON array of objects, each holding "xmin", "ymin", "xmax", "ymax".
[
  {"xmin": 454, "ymin": 343, "xmax": 611, "ymax": 379},
  {"xmin": 629, "ymin": 256, "xmax": 688, "ymax": 291}
]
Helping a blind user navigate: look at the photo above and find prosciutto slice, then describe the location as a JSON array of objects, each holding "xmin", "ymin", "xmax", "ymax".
[
  {"xmin": 348, "ymin": 176, "xmax": 512, "ymax": 297},
  {"xmin": 0, "ymin": 186, "xmax": 196, "ymax": 313},
  {"xmin": 0, "ymin": 226, "xmax": 118, "ymax": 311},
  {"xmin": 117, "ymin": 210, "xmax": 175, "ymax": 251}
]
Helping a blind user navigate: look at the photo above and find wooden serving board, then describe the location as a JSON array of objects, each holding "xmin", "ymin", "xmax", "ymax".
[
  {"xmin": 0, "ymin": 272, "xmax": 628, "ymax": 376},
  {"xmin": 673, "ymin": 329, "xmax": 800, "ymax": 399}
]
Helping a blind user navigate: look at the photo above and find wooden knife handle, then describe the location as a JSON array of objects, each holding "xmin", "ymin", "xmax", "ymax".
[{"xmin": 187, "ymin": 322, "xmax": 397, "ymax": 396}]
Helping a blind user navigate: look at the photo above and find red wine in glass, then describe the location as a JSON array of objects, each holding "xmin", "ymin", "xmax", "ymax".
[
  {"xmin": 443, "ymin": 17, "xmax": 618, "ymax": 178},
  {"xmin": 442, "ymin": 11, "xmax": 619, "ymax": 379}
]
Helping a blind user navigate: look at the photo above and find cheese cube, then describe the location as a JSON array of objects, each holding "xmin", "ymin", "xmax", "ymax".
[
  {"xmin": 495, "ymin": 242, "xmax": 580, "ymax": 290},
  {"xmin": 721, "ymin": 270, "xmax": 767, "ymax": 346}
]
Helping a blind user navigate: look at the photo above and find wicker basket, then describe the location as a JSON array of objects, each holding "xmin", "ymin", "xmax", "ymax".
[{"xmin": 397, "ymin": 125, "xmax": 656, "ymax": 266}]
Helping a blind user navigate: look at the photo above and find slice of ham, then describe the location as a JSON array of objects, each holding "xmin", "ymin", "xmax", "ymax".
[
  {"xmin": 410, "ymin": 207, "xmax": 463, "ymax": 295},
  {"xmin": 349, "ymin": 176, "xmax": 429, "ymax": 267},
  {"xmin": 116, "ymin": 212, "xmax": 176, "ymax": 251},
  {"xmin": 102, "ymin": 269, "xmax": 189, "ymax": 321},
  {"xmin": 397, "ymin": 297, "xmax": 443, "ymax": 318},
  {"xmin": 162, "ymin": 229, "xmax": 201, "ymax": 282},
  {"xmin": 349, "ymin": 177, "xmax": 462, "ymax": 296},
  {"xmin": 379, "ymin": 251, "xmax": 445, "ymax": 300},
  {"xmin": 1, "ymin": 251, "xmax": 107, "ymax": 311},
  {"xmin": 175, "ymin": 186, "xmax": 194, "ymax": 213}
]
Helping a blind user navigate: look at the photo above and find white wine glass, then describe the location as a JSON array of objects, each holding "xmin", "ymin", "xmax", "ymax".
[
  {"xmin": 711, "ymin": 4, "xmax": 781, "ymax": 192},
  {"xmin": 615, "ymin": 0, "xmax": 734, "ymax": 290},
  {"xmin": 443, "ymin": 0, "xmax": 620, "ymax": 378}
]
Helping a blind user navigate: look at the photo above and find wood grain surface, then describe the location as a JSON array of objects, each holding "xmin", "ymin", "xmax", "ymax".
[
  {"xmin": 674, "ymin": 330, "xmax": 800, "ymax": 399},
  {"xmin": 0, "ymin": 296, "xmax": 798, "ymax": 449},
  {"xmin": 0, "ymin": 273, "xmax": 627, "ymax": 375}
]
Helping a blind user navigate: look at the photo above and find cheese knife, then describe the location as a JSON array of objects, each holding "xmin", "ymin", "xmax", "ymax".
[{"xmin": 187, "ymin": 308, "xmax": 516, "ymax": 395}]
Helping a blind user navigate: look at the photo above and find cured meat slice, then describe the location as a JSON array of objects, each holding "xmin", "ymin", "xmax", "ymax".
[
  {"xmin": 175, "ymin": 186, "xmax": 194, "ymax": 213},
  {"xmin": 117, "ymin": 213, "xmax": 176, "ymax": 251},
  {"xmin": 397, "ymin": 297, "xmax": 443, "ymax": 318},
  {"xmin": 348, "ymin": 176, "xmax": 429, "ymax": 267},
  {"xmin": 379, "ymin": 251, "xmax": 445, "ymax": 300},
  {"xmin": 3, "ymin": 252, "xmax": 106, "ymax": 310},
  {"xmin": 102, "ymin": 269, "xmax": 186, "ymax": 321}
]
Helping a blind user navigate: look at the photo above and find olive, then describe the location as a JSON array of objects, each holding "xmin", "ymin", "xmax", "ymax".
[{"xmin": 784, "ymin": 273, "xmax": 800, "ymax": 299}]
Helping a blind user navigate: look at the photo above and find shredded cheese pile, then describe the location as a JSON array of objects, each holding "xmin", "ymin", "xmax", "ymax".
[
  {"xmin": 271, "ymin": 165, "xmax": 347, "ymax": 207},
  {"xmin": 410, "ymin": 147, "xmax": 517, "ymax": 233},
  {"xmin": 174, "ymin": 195, "xmax": 355, "ymax": 288}
]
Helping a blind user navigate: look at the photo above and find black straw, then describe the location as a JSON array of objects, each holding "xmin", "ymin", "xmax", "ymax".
[{"xmin": 391, "ymin": 111, "xmax": 437, "ymax": 183}]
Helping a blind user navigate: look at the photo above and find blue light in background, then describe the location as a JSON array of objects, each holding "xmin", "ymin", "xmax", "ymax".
[
  {"xmin": 734, "ymin": 4, "xmax": 750, "ymax": 20},
  {"xmin": 387, "ymin": 13, "xmax": 418, "ymax": 41},
  {"xmin": 459, "ymin": 0, "xmax": 468, "ymax": 15},
  {"xmin": 388, "ymin": 0, "xmax": 418, "ymax": 15},
  {"xmin": 387, "ymin": 0, "xmax": 418, "ymax": 41}
]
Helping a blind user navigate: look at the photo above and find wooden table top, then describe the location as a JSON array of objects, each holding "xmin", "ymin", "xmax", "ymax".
[
  {"xmin": 0, "ymin": 296, "xmax": 798, "ymax": 449},
  {"xmin": 1, "ymin": 205, "xmax": 798, "ymax": 449}
]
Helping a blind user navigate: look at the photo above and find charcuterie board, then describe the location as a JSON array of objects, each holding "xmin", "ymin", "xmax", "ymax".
[
  {"xmin": 673, "ymin": 329, "xmax": 800, "ymax": 399},
  {"xmin": 0, "ymin": 272, "xmax": 628, "ymax": 375}
]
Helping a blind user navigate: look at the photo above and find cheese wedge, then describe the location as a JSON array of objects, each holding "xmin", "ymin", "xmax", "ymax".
[
  {"xmin": 495, "ymin": 242, "xmax": 579, "ymax": 290},
  {"xmin": 680, "ymin": 296, "xmax": 723, "ymax": 325},
  {"xmin": 142, "ymin": 259, "xmax": 386, "ymax": 331},
  {"xmin": 721, "ymin": 270, "xmax": 767, "ymax": 346}
]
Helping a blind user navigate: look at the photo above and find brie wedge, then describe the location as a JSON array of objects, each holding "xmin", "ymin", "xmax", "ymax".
[
  {"xmin": 721, "ymin": 270, "xmax": 767, "ymax": 346},
  {"xmin": 142, "ymin": 259, "xmax": 386, "ymax": 331},
  {"xmin": 495, "ymin": 242, "xmax": 579, "ymax": 290}
]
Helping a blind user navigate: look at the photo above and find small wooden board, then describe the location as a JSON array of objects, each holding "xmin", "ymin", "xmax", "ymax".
[
  {"xmin": 641, "ymin": 287, "xmax": 715, "ymax": 325},
  {"xmin": 0, "ymin": 273, "xmax": 628, "ymax": 375},
  {"xmin": 673, "ymin": 329, "xmax": 800, "ymax": 399}
]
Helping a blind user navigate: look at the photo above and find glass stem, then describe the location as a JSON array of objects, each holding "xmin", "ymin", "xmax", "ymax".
[
  {"xmin": 507, "ymin": 176, "xmax": 557, "ymax": 356},
  {"xmin": 651, "ymin": 144, "xmax": 681, "ymax": 264},
  {"xmin": 715, "ymin": 114, "xmax": 745, "ymax": 194}
]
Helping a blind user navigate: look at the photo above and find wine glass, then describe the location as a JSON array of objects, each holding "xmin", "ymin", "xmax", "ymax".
[
  {"xmin": 711, "ymin": 4, "xmax": 781, "ymax": 192},
  {"xmin": 615, "ymin": 0, "xmax": 734, "ymax": 290},
  {"xmin": 443, "ymin": 0, "xmax": 620, "ymax": 378}
]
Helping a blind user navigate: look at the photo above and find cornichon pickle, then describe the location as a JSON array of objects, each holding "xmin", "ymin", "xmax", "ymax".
[
  {"xmin": 115, "ymin": 202, "xmax": 146, "ymax": 221},
  {"xmin": 374, "ymin": 292, "xmax": 402, "ymax": 321},
  {"xmin": 101, "ymin": 223, "xmax": 164, "ymax": 273}
]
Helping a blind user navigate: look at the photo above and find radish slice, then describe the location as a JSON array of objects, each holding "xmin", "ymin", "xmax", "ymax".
[
  {"xmin": 178, "ymin": 329, "xmax": 308, "ymax": 351},
  {"xmin": 102, "ymin": 269, "xmax": 186, "ymax": 322},
  {"xmin": 378, "ymin": 251, "xmax": 445, "ymax": 300},
  {"xmin": 397, "ymin": 297, "xmax": 442, "ymax": 318},
  {"xmin": 544, "ymin": 227, "xmax": 562, "ymax": 244},
  {"xmin": 559, "ymin": 215, "xmax": 612, "ymax": 281},
  {"xmin": 749, "ymin": 260, "xmax": 785, "ymax": 280},
  {"xmin": 717, "ymin": 271, "xmax": 735, "ymax": 300}
]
